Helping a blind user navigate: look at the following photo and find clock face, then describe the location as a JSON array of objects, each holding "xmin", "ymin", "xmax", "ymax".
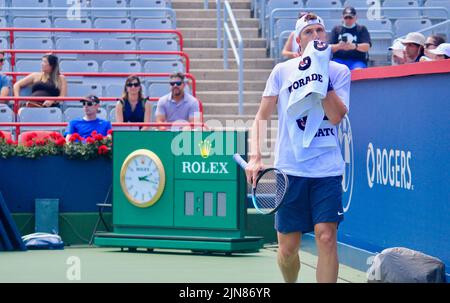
[{"xmin": 120, "ymin": 149, "xmax": 165, "ymax": 208}]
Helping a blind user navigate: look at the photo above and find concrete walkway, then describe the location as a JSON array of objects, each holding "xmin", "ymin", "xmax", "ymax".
[{"xmin": 0, "ymin": 245, "xmax": 367, "ymax": 283}]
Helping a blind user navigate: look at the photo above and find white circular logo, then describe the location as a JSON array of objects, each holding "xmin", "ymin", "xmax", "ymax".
[
  {"xmin": 338, "ymin": 115, "xmax": 354, "ymax": 213},
  {"xmin": 366, "ymin": 143, "xmax": 375, "ymax": 188}
]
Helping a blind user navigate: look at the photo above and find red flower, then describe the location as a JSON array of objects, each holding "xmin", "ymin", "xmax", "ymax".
[
  {"xmin": 69, "ymin": 133, "xmax": 82, "ymax": 142},
  {"xmin": 107, "ymin": 129, "xmax": 113, "ymax": 135},
  {"xmin": 27, "ymin": 132, "xmax": 38, "ymax": 139},
  {"xmin": 0, "ymin": 131, "xmax": 4, "ymax": 139},
  {"xmin": 24, "ymin": 140, "xmax": 34, "ymax": 147},
  {"xmin": 85, "ymin": 137, "xmax": 95, "ymax": 144},
  {"xmin": 98, "ymin": 145, "xmax": 109, "ymax": 155},
  {"xmin": 49, "ymin": 132, "xmax": 63, "ymax": 141},
  {"xmin": 55, "ymin": 138, "xmax": 66, "ymax": 147},
  {"xmin": 6, "ymin": 139, "xmax": 15, "ymax": 145},
  {"xmin": 94, "ymin": 134, "xmax": 104, "ymax": 141},
  {"xmin": 35, "ymin": 139, "xmax": 46, "ymax": 146},
  {"xmin": 91, "ymin": 130, "xmax": 98, "ymax": 136}
]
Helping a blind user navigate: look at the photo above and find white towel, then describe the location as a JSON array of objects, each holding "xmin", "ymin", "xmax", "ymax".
[{"xmin": 282, "ymin": 40, "xmax": 337, "ymax": 162}]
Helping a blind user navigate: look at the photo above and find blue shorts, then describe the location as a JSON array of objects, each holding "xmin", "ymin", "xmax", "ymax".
[
  {"xmin": 332, "ymin": 58, "xmax": 367, "ymax": 70},
  {"xmin": 275, "ymin": 175, "xmax": 344, "ymax": 234}
]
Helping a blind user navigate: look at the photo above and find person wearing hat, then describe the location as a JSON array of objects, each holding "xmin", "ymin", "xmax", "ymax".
[
  {"xmin": 429, "ymin": 43, "xmax": 450, "ymax": 60},
  {"xmin": 388, "ymin": 39, "xmax": 406, "ymax": 65},
  {"xmin": 400, "ymin": 32, "xmax": 426, "ymax": 63},
  {"xmin": 245, "ymin": 12, "xmax": 350, "ymax": 283},
  {"xmin": 329, "ymin": 7, "xmax": 372, "ymax": 70},
  {"xmin": 65, "ymin": 95, "xmax": 112, "ymax": 142}
]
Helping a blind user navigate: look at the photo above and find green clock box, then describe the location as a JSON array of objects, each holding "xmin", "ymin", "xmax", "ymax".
[{"xmin": 95, "ymin": 130, "xmax": 263, "ymax": 253}]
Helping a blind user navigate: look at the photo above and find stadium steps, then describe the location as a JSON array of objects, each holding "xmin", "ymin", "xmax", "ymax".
[{"xmin": 173, "ymin": 0, "xmax": 276, "ymax": 163}]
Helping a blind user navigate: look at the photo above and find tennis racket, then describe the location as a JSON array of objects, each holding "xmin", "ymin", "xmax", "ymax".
[{"xmin": 233, "ymin": 153, "xmax": 289, "ymax": 215}]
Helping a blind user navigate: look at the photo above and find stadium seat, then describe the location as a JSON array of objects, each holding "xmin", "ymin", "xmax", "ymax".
[
  {"xmin": 13, "ymin": 38, "xmax": 54, "ymax": 59},
  {"xmin": 93, "ymin": 18, "xmax": 133, "ymax": 38},
  {"xmin": 101, "ymin": 60, "xmax": 142, "ymax": 73},
  {"xmin": 12, "ymin": 18, "xmax": 52, "ymax": 38},
  {"xmin": 90, "ymin": 0, "xmax": 127, "ymax": 18},
  {"xmin": 17, "ymin": 107, "xmax": 64, "ymax": 132},
  {"xmin": 64, "ymin": 83, "xmax": 103, "ymax": 108},
  {"xmin": 143, "ymin": 60, "xmax": 184, "ymax": 79},
  {"xmin": 359, "ymin": 19, "xmax": 393, "ymax": 31},
  {"xmin": 10, "ymin": 0, "xmax": 49, "ymax": 17},
  {"xmin": 15, "ymin": 60, "xmax": 42, "ymax": 72},
  {"xmin": 60, "ymin": 60, "xmax": 99, "ymax": 73},
  {"xmin": 98, "ymin": 38, "xmax": 138, "ymax": 60},
  {"xmin": 64, "ymin": 107, "xmax": 107, "ymax": 122},
  {"xmin": 55, "ymin": 38, "xmax": 96, "ymax": 60},
  {"xmin": 0, "ymin": 37, "xmax": 8, "ymax": 50},
  {"xmin": 134, "ymin": 18, "xmax": 174, "ymax": 39},
  {"xmin": 148, "ymin": 83, "xmax": 169, "ymax": 98},
  {"xmin": 305, "ymin": 0, "xmax": 343, "ymax": 19},
  {"xmin": 343, "ymin": 0, "xmax": 378, "ymax": 19},
  {"xmin": 266, "ymin": 0, "xmax": 304, "ymax": 19},
  {"xmin": 0, "ymin": 106, "xmax": 14, "ymax": 134},
  {"xmin": 108, "ymin": 108, "xmax": 141, "ymax": 130},
  {"xmin": 139, "ymin": 38, "xmax": 179, "ymax": 59},
  {"xmin": 382, "ymin": 0, "xmax": 421, "ymax": 18},
  {"xmin": 129, "ymin": 0, "xmax": 170, "ymax": 18},
  {"xmin": 0, "ymin": 17, "xmax": 7, "ymax": 37},
  {"xmin": 53, "ymin": 18, "xmax": 92, "ymax": 39},
  {"xmin": 423, "ymin": 0, "xmax": 450, "ymax": 20},
  {"xmin": 394, "ymin": 18, "xmax": 432, "ymax": 36}
]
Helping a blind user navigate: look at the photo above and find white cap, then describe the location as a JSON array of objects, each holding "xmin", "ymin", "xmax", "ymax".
[
  {"xmin": 429, "ymin": 43, "xmax": 450, "ymax": 57},
  {"xmin": 295, "ymin": 14, "xmax": 325, "ymax": 38},
  {"xmin": 400, "ymin": 32, "xmax": 426, "ymax": 47},
  {"xmin": 388, "ymin": 39, "xmax": 405, "ymax": 51}
]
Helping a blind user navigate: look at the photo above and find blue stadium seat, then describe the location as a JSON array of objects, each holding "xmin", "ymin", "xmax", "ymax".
[
  {"xmin": 148, "ymin": 82, "xmax": 169, "ymax": 98},
  {"xmin": 343, "ymin": 0, "xmax": 378, "ymax": 19},
  {"xmin": 0, "ymin": 106, "xmax": 14, "ymax": 134},
  {"xmin": 129, "ymin": 0, "xmax": 170, "ymax": 18},
  {"xmin": 0, "ymin": 37, "xmax": 7, "ymax": 50},
  {"xmin": 134, "ymin": 18, "xmax": 174, "ymax": 39},
  {"xmin": 65, "ymin": 83, "xmax": 103, "ymax": 109},
  {"xmin": 90, "ymin": 0, "xmax": 127, "ymax": 18},
  {"xmin": 17, "ymin": 107, "xmax": 64, "ymax": 132},
  {"xmin": 305, "ymin": 0, "xmax": 343, "ymax": 19},
  {"xmin": 15, "ymin": 60, "xmax": 41, "ymax": 72},
  {"xmin": 51, "ymin": 0, "xmax": 89, "ymax": 18},
  {"xmin": 105, "ymin": 84, "xmax": 123, "ymax": 98},
  {"xmin": 93, "ymin": 18, "xmax": 133, "ymax": 38},
  {"xmin": 394, "ymin": 18, "xmax": 432, "ymax": 36},
  {"xmin": 0, "ymin": 17, "xmax": 7, "ymax": 37},
  {"xmin": 60, "ymin": 60, "xmax": 99, "ymax": 73},
  {"xmin": 13, "ymin": 38, "xmax": 53, "ymax": 59},
  {"xmin": 54, "ymin": 18, "xmax": 92, "ymax": 30},
  {"xmin": 266, "ymin": 0, "xmax": 304, "ymax": 18},
  {"xmin": 10, "ymin": 0, "xmax": 49, "ymax": 17},
  {"xmin": 98, "ymin": 38, "xmax": 138, "ymax": 60},
  {"xmin": 143, "ymin": 60, "xmax": 184, "ymax": 80},
  {"xmin": 423, "ymin": 0, "xmax": 450, "ymax": 20},
  {"xmin": 139, "ymin": 38, "xmax": 179, "ymax": 59},
  {"xmin": 359, "ymin": 19, "xmax": 393, "ymax": 31},
  {"xmin": 64, "ymin": 107, "xmax": 107, "ymax": 121},
  {"xmin": 101, "ymin": 60, "xmax": 142, "ymax": 73},
  {"xmin": 13, "ymin": 18, "xmax": 52, "ymax": 38},
  {"xmin": 382, "ymin": 0, "xmax": 421, "ymax": 18},
  {"xmin": 55, "ymin": 38, "xmax": 95, "ymax": 60}
]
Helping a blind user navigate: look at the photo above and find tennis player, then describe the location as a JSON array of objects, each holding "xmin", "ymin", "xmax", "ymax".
[{"xmin": 246, "ymin": 12, "xmax": 351, "ymax": 283}]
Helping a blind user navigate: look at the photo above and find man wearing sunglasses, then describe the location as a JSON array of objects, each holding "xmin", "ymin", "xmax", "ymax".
[
  {"xmin": 65, "ymin": 95, "xmax": 112, "ymax": 142},
  {"xmin": 329, "ymin": 7, "xmax": 371, "ymax": 70},
  {"xmin": 155, "ymin": 72, "xmax": 200, "ymax": 130},
  {"xmin": 0, "ymin": 52, "xmax": 11, "ymax": 105}
]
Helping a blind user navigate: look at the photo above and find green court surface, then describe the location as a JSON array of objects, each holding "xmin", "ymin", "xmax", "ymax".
[{"xmin": 0, "ymin": 245, "xmax": 367, "ymax": 283}]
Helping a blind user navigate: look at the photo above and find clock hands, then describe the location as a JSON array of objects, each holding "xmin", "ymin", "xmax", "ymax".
[{"xmin": 138, "ymin": 175, "xmax": 157, "ymax": 184}]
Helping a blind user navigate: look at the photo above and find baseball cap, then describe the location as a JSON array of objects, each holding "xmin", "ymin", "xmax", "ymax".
[
  {"xmin": 400, "ymin": 32, "xmax": 426, "ymax": 46},
  {"xmin": 295, "ymin": 13, "xmax": 325, "ymax": 37},
  {"xmin": 80, "ymin": 94, "xmax": 100, "ymax": 104},
  {"xmin": 343, "ymin": 6, "xmax": 356, "ymax": 17},
  {"xmin": 429, "ymin": 43, "xmax": 450, "ymax": 57},
  {"xmin": 388, "ymin": 39, "xmax": 405, "ymax": 51}
]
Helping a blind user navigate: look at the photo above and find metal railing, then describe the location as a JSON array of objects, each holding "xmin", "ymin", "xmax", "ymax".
[
  {"xmin": 407, "ymin": 19, "xmax": 450, "ymax": 40},
  {"xmin": 222, "ymin": 0, "xmax": 244, "ymax": 115}
]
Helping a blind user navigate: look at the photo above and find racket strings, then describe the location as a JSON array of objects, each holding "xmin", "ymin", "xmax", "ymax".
[{"xmin": 253, "ymin": 170, "xmax": 287, "ymax": 212}]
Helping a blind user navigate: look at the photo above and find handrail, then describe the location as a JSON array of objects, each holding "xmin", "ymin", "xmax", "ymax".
[
  {"xmin": 0, "ymin": 27, "xmax": 184, "ymax": 51},
  {"xmin": 216, "ymin": 0, "xmax": 222, "ymax": 48},
  {"xmin": 222, "ymin": 0, "xmax": 244, "ymax": 115},
  {"xmin": 399, "ymin": 19, "xmax": 450, "ymax": 39},
  {"xmin": 0, "ymin": 6, "xmax": 177, "ymax": 23}
]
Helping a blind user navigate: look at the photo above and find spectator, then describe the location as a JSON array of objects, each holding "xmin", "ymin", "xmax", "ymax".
[
  {"xmin": 429, "ymin": 43, "xmax": 450, "ymax": 61},
  {"xmin": 329, "ymin": 7, "xmax": 371, "ymax": 70},
  {"xmin": 423, "ymin": 35, "xmax": 446, "ymax": 61},
  {"xmin": 13, "ymin": 54, "xmax": 67, "ymax": 108},
  {"xmin": 0, "ymin": 52, "xmax": 10, "ymax": 105},
  {"xmin": 281, "ymin": 12, "xmax": 307, "ymax": 59},
  {"xmin": 115, "ymin": 75, "xmax": 152, "ymax": 130},
  {"xmin": 399, "ymin": 32, "xmax": 425, "ymax": 63},
  {"xmin": 388, "ymin": 39, "xmax": 406, "ymax": 65},
  {"xmin": 155, "ymin": 72, "xmax": 200, "ymax": 130},
  {"xmin": 65, "ymin": 95, "xmax": 111, "ymax": 142}
]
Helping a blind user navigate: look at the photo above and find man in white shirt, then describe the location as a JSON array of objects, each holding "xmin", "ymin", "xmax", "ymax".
[{"xmin": 245, "ymin": 12, "xmax": 351, "ymax": 283}]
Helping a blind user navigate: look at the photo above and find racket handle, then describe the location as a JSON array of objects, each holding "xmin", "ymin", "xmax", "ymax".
[{"xmin": 233, "ymin": 153, "xmax": 248, "ymax": 169}]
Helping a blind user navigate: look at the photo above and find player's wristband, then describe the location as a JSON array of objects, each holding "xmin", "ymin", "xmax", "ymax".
[{"xmin": 327, "ymin": 78, "xmax": 334, "ymax": 92}]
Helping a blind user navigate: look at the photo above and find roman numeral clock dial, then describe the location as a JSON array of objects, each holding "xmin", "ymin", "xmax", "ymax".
[{"xmin": 120, "ymin": 149, "xmax": 166, "ymax": 208}]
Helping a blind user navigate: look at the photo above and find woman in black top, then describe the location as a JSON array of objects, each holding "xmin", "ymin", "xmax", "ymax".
[
  {"xmin": 115, "ymin": 75, "xmax": 152, "ymax": 130},
  {"xmin": 13, "ymin": 54, "xmax": 67, "ymax": 107}
]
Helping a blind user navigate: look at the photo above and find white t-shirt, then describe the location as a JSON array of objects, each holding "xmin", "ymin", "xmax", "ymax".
[{"xmin": 263, "ymin": 58, "xmax": 351, "ymax": 178}]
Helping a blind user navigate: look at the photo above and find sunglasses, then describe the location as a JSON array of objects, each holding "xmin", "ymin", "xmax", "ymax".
[
  {"xmin": 0, "ymin": 58, "xmax": 4, "ymax": 62},
  {"xmin": 425, "ymin": 43, "xmax": 437, "ymax": 49},
  {"xmin": 126, "ymin": 82, "xmax": 140, "ymax": 87},
  {"xmin": 82, "ymin": 101, "xmax": 97, "ymax": 106},
  {"xmin": 344, "ymin": 16, "xmax": 354, "ymax": 20},
  {"xmin": 169, "ymin": 81, "xmax": 183, "ymax": 87}
]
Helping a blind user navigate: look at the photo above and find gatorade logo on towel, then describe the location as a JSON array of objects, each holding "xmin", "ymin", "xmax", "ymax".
[{"xmin": 298, "ymin": 56, "xmax": 312, "ymax": 71}]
